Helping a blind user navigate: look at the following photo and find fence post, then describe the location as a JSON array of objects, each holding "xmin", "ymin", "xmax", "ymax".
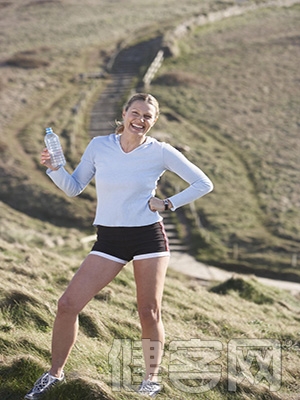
[
  {"xmin": 291, "ymin": 253, "xmax": 298, "ymax": 267},
  {"xmin": 143, "ymin": 50, "xmax": 164, "ymax": 88}
]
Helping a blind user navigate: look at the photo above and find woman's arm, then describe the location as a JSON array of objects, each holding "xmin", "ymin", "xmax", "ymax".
[
  {"xmin": 162, "ymin": 143, "xmax": 213, "ymax": 210},
  {"xmin": 42, "ymin": 142, "xmax": 96, "ymax": 197}
]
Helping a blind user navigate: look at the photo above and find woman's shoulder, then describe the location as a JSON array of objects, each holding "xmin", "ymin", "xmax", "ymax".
[
  {"xmin": 83, "ymin": 133, "xmax": 117, "ymax": 157},
  {"xmin": 147, "ymin": 136, "xmax": 172, "ymax": 148},
  {"xmin": 149, "ymin": 136, "xmax": 177, "ymax": 152},
  {"xmin": 91, "ymin": 133, "xmax": 116, "ymax": 143},
  {"xmin": 88, "ymin": 133, "xmax": 118, "ymax": 149}
]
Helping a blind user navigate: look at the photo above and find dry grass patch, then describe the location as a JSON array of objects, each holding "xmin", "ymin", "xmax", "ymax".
[
  {"xmin": 155, "ymin": 70, "xmax": 203, "ymax": 86},
  {"xmin": 5, "ymin": 51, "xmax": 50, "ymax": 69}
]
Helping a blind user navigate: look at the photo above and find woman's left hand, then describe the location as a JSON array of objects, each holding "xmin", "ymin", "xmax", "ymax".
[{"xmin": 148, "ymin": 197, "xmax": 167, "ymax": 212}]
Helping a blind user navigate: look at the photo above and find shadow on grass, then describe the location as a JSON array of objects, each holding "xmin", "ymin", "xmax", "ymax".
[
  {"xmin": 0, "ymin": 290, "xmax": 50, "ymax": 331},
  {"xmin": 0, "ymin": 358, "xmax": 43, "ymax": 400},
  {"xmin": 0, "ymin": 357, "xmax": 114, "ymax": 400}
]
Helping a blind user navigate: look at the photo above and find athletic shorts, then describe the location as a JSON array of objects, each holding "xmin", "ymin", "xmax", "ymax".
[{"xmin": 90, "ymin": 222, "xmax": 170, "ymax": 264}]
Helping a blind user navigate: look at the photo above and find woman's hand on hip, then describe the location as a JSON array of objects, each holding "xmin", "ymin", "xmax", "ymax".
[{"xmin": 148, "ymin": 197, "xmax": 171, "ymax": 212}]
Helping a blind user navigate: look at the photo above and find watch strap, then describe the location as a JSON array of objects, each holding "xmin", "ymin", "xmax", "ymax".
[{"xmin": 164, "ymin": 199, "xmax": 169, "ymax": 211}]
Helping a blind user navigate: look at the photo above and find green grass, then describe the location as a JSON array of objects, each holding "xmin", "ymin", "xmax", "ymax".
[
  {"xmin": 1, "ymin": 1, "xmax": 298, "ymax": 279},
  {"xmin": 151, "ymin": 4, "xmax": 300, "ymax": 278},
  {"xmin": 0, "ymin": 1, "xmax": 300, "ymax": 398},
  {"xmin": 0, "ymin": 201, "xmax": 300, "ymax": 399}
]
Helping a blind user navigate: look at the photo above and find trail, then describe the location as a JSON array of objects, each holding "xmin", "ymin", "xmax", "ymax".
[
  {"xmin": 169, "ymin": 252, "xmax": 300, "ymax": 296},
  {"xmin": 87, "ymin": 0, "xmax": 300, "ymax": 296}
]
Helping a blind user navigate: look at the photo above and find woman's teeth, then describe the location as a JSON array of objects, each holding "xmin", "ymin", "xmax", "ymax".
[{"xmin": 132, "ymin": 123, "xmax": 143, "ymax": 130}]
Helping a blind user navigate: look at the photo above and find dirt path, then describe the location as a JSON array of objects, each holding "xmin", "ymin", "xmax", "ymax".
[
  {"xmin": 87, "ymin": 0, "xmax": 300, "ymax": 296},
  {"xmin": 169, "ymin": 252, "xmax": 300, "ymax": 295},
  {"xmin": 89, "ymin": 37, "xmax": 162, "ymax": 137}
]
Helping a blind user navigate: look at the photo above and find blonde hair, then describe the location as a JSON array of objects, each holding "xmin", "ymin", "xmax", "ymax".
[{"xmin": 115, "ymin": 93, "xmax": 160, "ymax": 134}]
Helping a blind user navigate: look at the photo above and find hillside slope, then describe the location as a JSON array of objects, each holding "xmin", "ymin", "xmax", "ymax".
[
  {"xmin": 0, "ymin": 2, "xmax": 300, "ymax": 399},
  {"xmin": 151, "ymin": 3, "xmax": 300, "ymax": 279},
  {"xmin": 0, "ymin": 2, "xmax": 299, "ymax": 276},
  {"xmin": 0, "ymin": 201, "xmax": 300, "ymax": 399}
]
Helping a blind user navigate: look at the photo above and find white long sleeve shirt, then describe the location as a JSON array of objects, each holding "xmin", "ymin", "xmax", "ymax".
[{"xmin": 47, "ymin": 133, "xmax": 213, "ymax": 226}]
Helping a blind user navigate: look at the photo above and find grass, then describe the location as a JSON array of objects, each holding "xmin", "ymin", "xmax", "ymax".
[
  {"xmin": 151, "ymin": 4, "xmax": 300, "ymax": 279},
  {"xmin": 1, "ymin": 0, "xmax": 298, "ymax": 279},
  {"xmin": 0, "ymin": 1, "xmax": 300, "ymax": 398},
  {"xmin": 0, "ymin": 201, "xmax": 300, "ymax": 399}
]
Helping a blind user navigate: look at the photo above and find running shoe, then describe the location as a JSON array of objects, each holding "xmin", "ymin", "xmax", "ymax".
[
  {"xmin": 138, "ymin": 379, "xmax": 161, "ymax": 397},
  {"xmin": 24, "ymin": 371, "xmax": 64, "ymax": 399}
]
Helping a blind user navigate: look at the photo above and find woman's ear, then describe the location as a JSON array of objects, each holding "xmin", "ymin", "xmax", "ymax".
[
  {"xmin": 152, "ymin": 115, "xmax": 159, "ymax": 126},
  {"xmin": 122, "ymin": 109, "xmax": 126, "ymax": 118}
]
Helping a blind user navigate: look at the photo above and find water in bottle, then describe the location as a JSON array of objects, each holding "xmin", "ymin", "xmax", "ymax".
[{"xmin": 44, "ymin": 127, "xmax": 66, "ymax": 168}]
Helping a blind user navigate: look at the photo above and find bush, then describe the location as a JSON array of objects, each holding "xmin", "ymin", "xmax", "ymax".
[
  {"xmin": 210, "ymin": 276, "xmax": 274, "ymax": 305},
  {"xmin": 5, "ymin": 53, "xmax": 49, "ymax": 69}
]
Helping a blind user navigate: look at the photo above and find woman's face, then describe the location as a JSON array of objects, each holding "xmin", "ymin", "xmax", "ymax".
[{"xmin": 122, "ymin": 100, "xmax": 158, "ymax": 137}]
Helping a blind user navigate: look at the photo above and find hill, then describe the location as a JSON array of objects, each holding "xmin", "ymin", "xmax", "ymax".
[
  {"xmin": 0, "ymin": 0, "xmax": 299, "ymax": 281},
  {"xmin": 0, "ymin": 201, "xmax": 300, "ymax": 399},
  {"xmin": 0, "ymin": 1, "xmax": 300, "ymax": 399},
  {"xmin": 151, "ymin": 2, "xmax": 300, "ymax": 279}
]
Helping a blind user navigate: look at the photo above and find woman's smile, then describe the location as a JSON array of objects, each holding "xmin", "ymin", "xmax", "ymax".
[
  {"xmin": 123, "ymin": 100, "xmax": 157, "ymax": 137},
  {"xmin": 131, "ymin": 122, "xmax": 144, "ymax": 131}
]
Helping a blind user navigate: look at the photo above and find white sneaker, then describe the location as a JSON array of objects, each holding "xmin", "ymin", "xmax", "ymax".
[
  {"xmin": 138, "ymin": 379, "xmax": 161, "ymax": 397},
  {"xmin": 24, "ymin": 371, "xmax": 64, "ymax": 399}
]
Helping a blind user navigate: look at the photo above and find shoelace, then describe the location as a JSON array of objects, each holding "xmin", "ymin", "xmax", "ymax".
[
  {"xmin": 33, "ymin": 372, "xmax": 63, "ymax": 392},
  {"xmin": 34, "ymin": 374, "xmax": 55, "ymax": 392},
  {"xmin": 140, "ymin": 380, "xmax": 160, "ymax": 392}
]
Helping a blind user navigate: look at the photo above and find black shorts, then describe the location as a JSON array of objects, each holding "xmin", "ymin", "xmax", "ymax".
[{"xmin": 90, "ymin": 222, "xmax": 170, "ymax": 264}]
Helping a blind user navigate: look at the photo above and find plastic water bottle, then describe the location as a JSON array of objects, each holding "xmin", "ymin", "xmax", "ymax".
[{"xmin": 44, "ymin": 127, "xmax": 66, "ymax": 168}]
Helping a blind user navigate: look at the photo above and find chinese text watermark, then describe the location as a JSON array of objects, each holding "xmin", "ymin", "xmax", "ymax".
[{"xmin": 108, "ymin": 338, "xmax": 282, "ymax": 394}]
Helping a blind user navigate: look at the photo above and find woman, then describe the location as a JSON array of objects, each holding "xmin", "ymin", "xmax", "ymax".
[{"xmin": 25, "ymin": 93, "xmax": 213, "ymax": 399}]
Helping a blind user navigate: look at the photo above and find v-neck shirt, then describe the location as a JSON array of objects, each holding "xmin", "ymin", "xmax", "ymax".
[{"xmin": 47, "ymin": 133, "xmax": 213, "ymax": 227}]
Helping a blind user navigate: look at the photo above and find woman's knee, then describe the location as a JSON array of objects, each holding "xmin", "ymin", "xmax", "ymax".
[
  {"xmin": 138, "ymin": 304, "xmax": 161, "ymax": 325},
  {"xmin": 57, "ymin": 294, "xmax": 78, "ymax": 316}
]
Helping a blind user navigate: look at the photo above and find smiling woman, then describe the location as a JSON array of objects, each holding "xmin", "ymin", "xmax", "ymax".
[
  {"xmin": 115, "ymin": 93, "xmax": 160, "ymax": 153},
  {"xmin": 116, "ymin": 93, "xmax": 159, "ymax": 131},
  {"xmin": 25, "ymin": 92, "xmax": 213, "ymax": 399}
]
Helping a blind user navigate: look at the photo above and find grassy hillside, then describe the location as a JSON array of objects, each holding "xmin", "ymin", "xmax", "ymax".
[
  {"xmin": 152, "ymin": 4, "xmax": 300, "ymax": 280},
  {"xmin": 0, "ymin": 1, "xmax": 300, "ymax": 398},
  {"xmin": 0, "ymin": 201, "xmax": 300, "ymax": 399},
  {"xmin": 0, "ymin": 0, "xmax": 233, "ymax": 228},
  {"xmin": 0, "ymin": 0, "xmax": 299, "ymax": 281}
]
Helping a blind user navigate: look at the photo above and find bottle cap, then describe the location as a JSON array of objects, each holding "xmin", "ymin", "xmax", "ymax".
[{"xmin": 45, "ymin": 127, "xmax": 53, "ymax": 134}]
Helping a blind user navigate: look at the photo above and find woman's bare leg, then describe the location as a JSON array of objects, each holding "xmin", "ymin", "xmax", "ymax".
[
  {"xmin": 49, "ymin": 254, "xmax": 124, "ymax": 377},
  {"xmin": 133, "ymin": 256, "xmax": 169, "ymax": 382}
]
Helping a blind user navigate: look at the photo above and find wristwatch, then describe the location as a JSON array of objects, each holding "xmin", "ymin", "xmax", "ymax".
[{"xmin": 163, "ymin": 199, "xmax": 169, "ymax": 211}]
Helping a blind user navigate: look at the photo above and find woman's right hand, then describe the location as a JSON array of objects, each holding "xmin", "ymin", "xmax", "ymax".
[{"xmin": 40, "ymin": 148, "xmax": 58, "ymax": 170}]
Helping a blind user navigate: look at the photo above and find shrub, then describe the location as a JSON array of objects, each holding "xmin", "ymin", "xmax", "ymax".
[
  {"xmin": 210, "ymin": 276, "xmax": 274, "ymax": 305},
  {"xmin": 5, "ymin": 53, "xmax": 49, "ymax": 69}
]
